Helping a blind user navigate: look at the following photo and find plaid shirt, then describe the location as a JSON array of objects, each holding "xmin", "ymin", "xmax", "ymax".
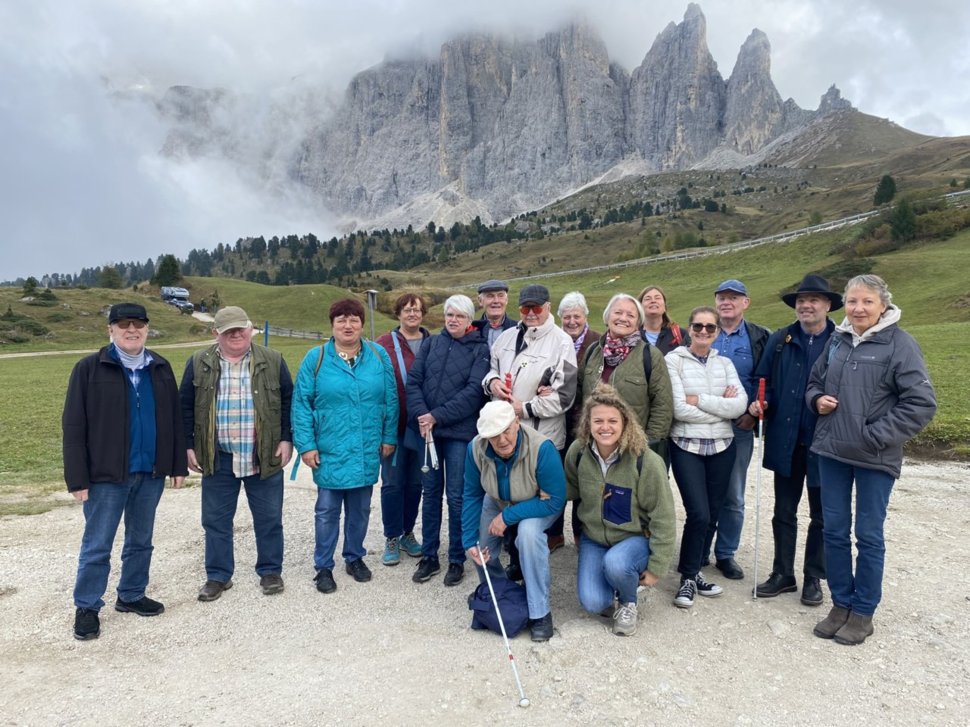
[
  {"xmin": 672, "ymin": 436, "xmax": 733, "ymax": 456},
  {"xmin": 216, "ymin": 351, "xmax": 257, "ymax": 477}
]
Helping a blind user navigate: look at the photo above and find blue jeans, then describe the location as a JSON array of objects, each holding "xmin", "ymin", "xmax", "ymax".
[
  {"xmin": 475, "ymin": 495, "xmax": 558, "ymax": 619},
  {"xmin": 201, "ymin": 451, "xmax": 284, "ymax": 581},
  {"xmin": 577, "ymin": 533, "xmax": 651, "ymax": 611},
  {"xmin": 380, "ymin": 445, "xmax": 422, "ymax": 539},
  {"xmin": 73, "ymin": 474, "xmax": 165, "ymax": 610},
  {"xmin": 818, "ymin": 456, "xmax": 895, "ymax": 616},
  {"xmin": 714, "ymin": 426, "xmax": 753, "ymax": 560},
  {"xmin": 419, "ymin": 437, "xmax": 468, "ymax": 564},
  {"xmin": 313, "ymin": 486, "xmax": 373, "ymax": 571},
  {"xmin": 670, "ymin": 441, "xmax": 736, "ymax": 578}
]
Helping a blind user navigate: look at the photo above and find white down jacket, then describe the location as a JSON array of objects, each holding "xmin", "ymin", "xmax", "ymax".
[{"xmin": 665, "ymin": 346, "xmax": 748, "ymax": 440}]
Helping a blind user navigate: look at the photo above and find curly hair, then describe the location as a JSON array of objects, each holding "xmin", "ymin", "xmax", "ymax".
[{"xmin": 575, "ymin": 383, "xmax": 648, "ymax": 457}]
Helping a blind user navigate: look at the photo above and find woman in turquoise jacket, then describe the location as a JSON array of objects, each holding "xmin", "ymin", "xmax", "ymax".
[{"xmin": 292, "ymin": 299, "xmax": 398, "ymax": 594}]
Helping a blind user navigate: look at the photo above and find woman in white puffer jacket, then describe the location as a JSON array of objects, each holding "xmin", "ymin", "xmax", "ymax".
[{"xmin": 664, "ymin": 306, "xmax": 748, "ymax": 609}]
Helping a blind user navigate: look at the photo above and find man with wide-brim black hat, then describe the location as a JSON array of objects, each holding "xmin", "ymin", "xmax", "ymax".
[{"xmin": 748, "ymin": 274, "xmax": 843, "ymax": 606}]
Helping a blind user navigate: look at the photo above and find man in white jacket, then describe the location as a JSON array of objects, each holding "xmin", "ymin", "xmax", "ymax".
[
  {"xmin": 482, "ymin": 284, "xmax": 578, "ymax": 579},
  {"xmin": 483, "ymin": 285, "xmax": 578, "ymax": 450}
]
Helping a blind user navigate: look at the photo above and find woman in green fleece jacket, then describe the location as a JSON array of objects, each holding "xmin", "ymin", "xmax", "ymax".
[{"xmin": 564, "ymin": 384, "xmax": 676, "ymax": 637}]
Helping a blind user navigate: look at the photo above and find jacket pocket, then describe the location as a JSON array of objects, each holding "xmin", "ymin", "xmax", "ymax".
[{"xmin": 602, "ymin": 483, "xmax": 633, "ymax": 525}]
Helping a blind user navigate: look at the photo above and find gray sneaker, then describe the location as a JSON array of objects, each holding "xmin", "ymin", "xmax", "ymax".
[{"xmin": 613, "ymin": 602, "xmax": 638, "ymax": 636}]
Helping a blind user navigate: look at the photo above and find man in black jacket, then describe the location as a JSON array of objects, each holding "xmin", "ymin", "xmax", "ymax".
[
  {"xmin": 748, "ymin": 275, "xmax": 842, "ymax": 605},
  {"xmin": 63, "ymin": 303, "xmax": 187, "ymax": 641}
]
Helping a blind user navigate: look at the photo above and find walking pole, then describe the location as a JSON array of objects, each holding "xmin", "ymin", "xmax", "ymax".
[
  {"xmin": 427, "ymin": 429, "xmax": 439, "ymax": 470},
  {"xmin": 476, "ymin": 541, "xmax": 530, "ymax": 708},
  {"xmin": 752, "ymin": 377, "xmax": 767, "ymax": 600}
]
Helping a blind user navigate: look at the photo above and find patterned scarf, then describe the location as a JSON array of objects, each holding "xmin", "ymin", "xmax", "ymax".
[
  {"xmin": 601, "ymin": 331, "xmax": 642, "ymax": 367},
  {"xmin": 572, "ymin": 324, "xmax": 589, "ymax": 353}
]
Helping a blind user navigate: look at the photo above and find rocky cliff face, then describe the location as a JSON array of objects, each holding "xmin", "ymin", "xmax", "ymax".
[{"xmin": 158, "ymin": 4, "xmax": 853, "ymax": 229}]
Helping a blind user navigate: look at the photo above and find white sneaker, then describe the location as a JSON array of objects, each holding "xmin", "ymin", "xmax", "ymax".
[
  {"xmin": 613, "ymin": 602, "xmax": 638, "ymax": 636},
  {"xmin": 674, "ymin": 578, "xmax": 697, "ymax": 608},
  {"xmin": 695, "ymin": 572, "xmax": 723, "ymax": 598}
]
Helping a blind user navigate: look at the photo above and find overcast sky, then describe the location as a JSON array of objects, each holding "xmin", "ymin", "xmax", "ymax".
[{"xmin": 2, "ymin": 0, "xmax": 968, "ymax": 282}]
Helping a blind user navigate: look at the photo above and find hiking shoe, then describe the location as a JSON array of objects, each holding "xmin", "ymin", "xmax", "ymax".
[
  {"xmin": 114, "ymin": 596, "xmax": 165, "ymax": 616},
  {"xmin": 382, "ymin": 537, "xmax": 400, "ymax": 566},
  {"xmin": 399, "ymin": 532, "xmax": 422, "ymax": 558},
  {"xmin": 198, "ymin": 579, "xmax": 233, "ymax": 602},
  {"xmin": 695, "ymin": 571, "xmax": 723, "ymax": 598},
  {"xmin": 259, "ymin": 573, "xmax": 284, "ymax": 595},
  {"xmin": 813, "ymin": 605, "xmax": 850, "ymax": 639},
  {"xmin": 412, "ymin": 557, "xmax": 441, "ymax": 583},
  {"xmin": 613, "ymin": 602, "xmax": 638, "ymax": 636},
  {"xmin": 74, "ymin": 608, "xmax": 100, "ymax": 640},
  {"xmin": 715, "ymin": 557, "xmax": 744, "ymax": 580},
  {"xmin": 673, "ymin": 578, "xmax": 697, "ymax": 609},
  {"xmin": 756, "ymin": 572, "xmax": 797, "ymax": 598},
  {"xmin": 314, "ymin": 568, "xmax": 337, "ymax": 594},
  {"xmin": 801, "ymin": 577, "xmax": 824, "ymax": 607},
  {"xmin": 345, "ymin": 559, "xmax": 372, "ymax": 583},
  {"xmin": 833, "ymin": 612, "xmax": 874, "ymax": 646},
  {"xmin": 530, "ymin": 612, "xmax": 554, "ymax": 642},
  {"xmin": 443, "ymin": 563, "xmax": 464, "ymax": 587}
]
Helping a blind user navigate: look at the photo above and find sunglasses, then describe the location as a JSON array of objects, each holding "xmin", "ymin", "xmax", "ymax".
[
  {"xmin": 690, "ymin": 323, "xmax": 718, "ymax": 334},
  {"xmin": 519, "ymin": 304, "xmax": 545, "ymax": 315},
  {"xmin": 115, "ymin": 320, "xmax": 147, "ymax": 330}
]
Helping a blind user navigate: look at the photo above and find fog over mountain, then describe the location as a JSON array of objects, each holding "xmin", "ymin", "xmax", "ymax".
[{"xmin": 2, "ymin": 0, "xmax": 968, "ymax": 281}]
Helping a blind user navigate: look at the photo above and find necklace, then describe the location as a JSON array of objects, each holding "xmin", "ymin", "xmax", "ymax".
[{"xmin": 336, "ymin": 343, "xmax": 361, "ymax": 362}]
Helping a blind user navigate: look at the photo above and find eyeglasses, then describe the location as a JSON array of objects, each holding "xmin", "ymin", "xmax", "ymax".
[
  {"xmin": 114, "ymin": 320, "xmax": 147, "ymax": 330},
  {"xmin": 401, "ymin": 307, "xmax": 423, "ymax": 315},
  {"xmin": 445, "ymin": 312, "xmax": 469, "ymax": 320},
  {"xmin": 690, "ymin": 323, "xmax": 718, "ymax": 334},
  {"xmin": 519, "ymin": 304, "xmax": 545, "ymax": 315}
]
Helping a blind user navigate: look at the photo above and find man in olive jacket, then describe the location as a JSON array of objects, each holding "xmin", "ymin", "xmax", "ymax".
[{"xmin": 180, "ymin": 306, "xmax": 293, "ymax": 601}]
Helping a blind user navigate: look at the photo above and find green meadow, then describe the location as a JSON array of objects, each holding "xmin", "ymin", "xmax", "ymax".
[{"xmin": 1, "ymin": 227, "xmax": 967, "ymax": 515}]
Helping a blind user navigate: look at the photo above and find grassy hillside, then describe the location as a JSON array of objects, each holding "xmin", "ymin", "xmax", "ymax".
[{"xmin": 2, "ymin": 227, "xmax": 967, "ymax": 516}]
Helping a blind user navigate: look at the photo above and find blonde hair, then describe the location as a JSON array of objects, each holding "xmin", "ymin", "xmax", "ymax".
[{"xmin": 575, "ymin": 383, "xmax": 648, "ymax": 457}]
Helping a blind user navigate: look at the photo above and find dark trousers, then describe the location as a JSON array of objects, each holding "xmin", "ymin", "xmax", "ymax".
[
  {"xmin": 772, "ymin": 444, "xmax": 825, "ymax": 579},
  {"xmin": 670, "ymin": 441, "xmax": 735, "ymax": 578}
]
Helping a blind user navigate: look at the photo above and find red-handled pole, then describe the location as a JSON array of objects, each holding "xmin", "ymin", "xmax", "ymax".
[
  {"xmin": 753, "ymin": 376, "xmax": 766, "ymax": 600},
  {"xmin": 504, "ymin": 372, "xmax": 513, "ymax": 400}
]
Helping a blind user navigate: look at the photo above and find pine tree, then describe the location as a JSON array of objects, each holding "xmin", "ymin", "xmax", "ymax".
[
  {"xmin": 152, "ymin": 254, "xmax": 182, "ymax": 286},
  {"xmin": 873, "ymin": 175, "xmax": 897, "ymax": 205}
]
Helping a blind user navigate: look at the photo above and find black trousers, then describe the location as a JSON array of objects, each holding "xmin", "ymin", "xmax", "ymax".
[{"xmin": 772, "ymin": 444, "xmax": 825, "ymax": 579}]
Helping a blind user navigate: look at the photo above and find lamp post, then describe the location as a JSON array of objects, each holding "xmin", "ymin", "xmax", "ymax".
[{"xmin": 366, "ymin": 289, "xmax": 378, "ymax": 341}]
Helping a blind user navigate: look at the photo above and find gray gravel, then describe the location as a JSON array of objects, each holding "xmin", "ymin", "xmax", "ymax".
[{"xmin": 1, "ymin": 458, "xmax": 968, "ymax": 726}]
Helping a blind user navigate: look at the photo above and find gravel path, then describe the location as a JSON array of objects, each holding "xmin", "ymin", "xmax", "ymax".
[{"xmin": 1, "ymin": 458, "xmax": 967, "ymax": 726}]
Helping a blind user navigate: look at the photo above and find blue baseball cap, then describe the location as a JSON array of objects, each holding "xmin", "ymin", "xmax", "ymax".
[{"xmin": 714, "ymin": 279, "xmax": 748, "ymax": 296}]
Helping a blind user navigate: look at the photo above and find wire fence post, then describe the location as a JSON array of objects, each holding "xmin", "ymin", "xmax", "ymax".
[{"xmin": 264, "ymin": 320, "xmax": 269, "ymax": 347}]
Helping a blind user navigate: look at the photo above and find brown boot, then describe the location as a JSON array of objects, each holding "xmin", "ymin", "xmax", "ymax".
[
  {"xmin": 813, "ymin": 605, "xmax": 850, "ymax": 639},
  {"xmin": 833, "ymin": 612, "xmax": 874, "ymax": 645}
]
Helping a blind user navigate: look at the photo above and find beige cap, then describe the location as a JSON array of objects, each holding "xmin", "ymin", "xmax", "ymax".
[{"xmin": 213, "ymin": 306, "xmax": 252, "ymax": 333}]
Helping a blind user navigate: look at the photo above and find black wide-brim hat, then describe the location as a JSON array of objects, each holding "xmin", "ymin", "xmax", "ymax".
[{"xmin": 781, "ymin": 274, "xmax": 843, "ymax": 311}]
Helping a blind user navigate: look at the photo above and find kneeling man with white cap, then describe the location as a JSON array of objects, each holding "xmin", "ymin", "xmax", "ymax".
[{"xmin": 461, "ymin": 401, "xmax": 566, "ymax": 641}]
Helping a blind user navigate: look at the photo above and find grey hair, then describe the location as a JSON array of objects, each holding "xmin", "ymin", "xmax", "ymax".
[
  {"xmin": 845, "ymin": 274, "xmax": 892, "ymax": 306},
  {"xmin": 443, "ymin": 294, "xmax": 476, "ymax": 320},
  {"xmin": 557, "ymin": 291, "xmax": 589, "ymax": 317},
  {"xmin": 602, "ymin": 293, "xmax": 645, "ymax": 328}
]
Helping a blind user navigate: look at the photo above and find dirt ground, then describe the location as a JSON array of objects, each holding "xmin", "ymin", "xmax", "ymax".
[{"xmin": 1, "ymin": 457, "xmax": 968, "ymax": 726}]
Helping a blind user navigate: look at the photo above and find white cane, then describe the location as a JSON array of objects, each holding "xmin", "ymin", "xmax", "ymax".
[
  {"xmin": 476, "ymin": 541, "xmax": 530, "ymax": 708},
  {"xmin": 752, "ymin": 377, "xmax": 766, "ymax": 601}
]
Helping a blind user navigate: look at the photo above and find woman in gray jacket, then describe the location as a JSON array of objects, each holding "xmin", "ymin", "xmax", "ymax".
[{"xmin": 807, "ymin": 275, "xmax": 936, "ymax": 645}]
